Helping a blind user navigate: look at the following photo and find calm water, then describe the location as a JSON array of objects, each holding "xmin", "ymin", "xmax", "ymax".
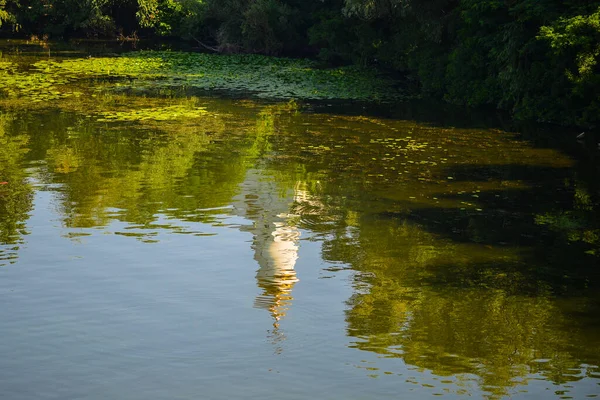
[{"xmin": 1, "ymin": 44, "xmax": 600, "ymax": 400}]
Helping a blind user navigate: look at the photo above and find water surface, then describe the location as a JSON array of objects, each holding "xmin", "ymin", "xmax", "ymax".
[{"xmin": 1, "ymin": 44, "xmax": 600, "ymax": 400}]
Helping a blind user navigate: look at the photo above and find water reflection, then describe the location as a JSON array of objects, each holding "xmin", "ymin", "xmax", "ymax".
[
  {"xmin": 261, "ymin": 109, "xmax": 600, "ymax": 397},
  {"xmin": 0, "ymin": 94, "xmax": 599, "ymax": 398},
  {"xmin": 233, "ymin": 168, "xmax": 305, "ymax": 351},
  {"xmin": 0, "ymin": 111, "xmax": 33, "ymax": 264}
]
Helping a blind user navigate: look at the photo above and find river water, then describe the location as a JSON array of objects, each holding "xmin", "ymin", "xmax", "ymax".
[{"xmin": 1, "ymin": 42, "xmax": 599, "ymax": 399}]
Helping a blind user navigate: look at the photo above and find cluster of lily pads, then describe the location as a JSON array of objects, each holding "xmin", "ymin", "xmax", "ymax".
[
  {"xmin": 0, "ymin": 60, "xmax": 15, "ymax": 72},
  {"xmin": 0, "ymin": 50, "xmax": 403, "ymax": 126},
  {"xmin": 96, "ymin": 104, "xmax": 209, "ymax": 122},
  {"xmin": 0, "ymin": 59, "xmax": 81, "ymax": 102},
  {"xmin": 29, "ymin": 51, "xmax": 402, "ymax": 101}
]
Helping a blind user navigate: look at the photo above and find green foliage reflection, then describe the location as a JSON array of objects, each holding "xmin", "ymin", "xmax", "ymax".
[
  {"xmin": 0, "ymin": 111, "xmax": 33, "ymax": 264},
  {"xmin": 254, "ymin": 108, "xmax": 600, "ymax": 397},
  {"xmin": 0, "ymin": 88, "xmax": 599, "ymax": 398}
]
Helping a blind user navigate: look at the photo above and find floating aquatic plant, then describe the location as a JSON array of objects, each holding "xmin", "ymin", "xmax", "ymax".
[
  {"xmin": 0, "ymin": 64, "xmax": 77, "ymax": 102},
  {"xmin": 29, "ymin": 51, "xmax": 403, "ymax": 101},
  {"xmin": 0, "ymin": 50, "xmax": 405, "ymax": 116},
  {"xmin": 96, "ymin": 104, "xmax": 209, "ymax": 122},
  {"xmin": 0, "ymin": 60, "xmax": 16, "ymax": 72}
]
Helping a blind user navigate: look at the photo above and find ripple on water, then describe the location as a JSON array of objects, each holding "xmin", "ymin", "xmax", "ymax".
[{"xmin": 0, "ymin": 246, "xmax": 19, "ymax": 266}]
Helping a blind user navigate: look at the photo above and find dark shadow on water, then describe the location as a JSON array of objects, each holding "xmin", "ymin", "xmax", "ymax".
[
  {"xmin": 308, "ymin": 98, "xmax": 600, "ymax": 161},
  {"xmin": 438, "ymin": 163, "xmax": 572, "ymax": 183},
  {"xmin": 389, "ymin": 163, "xmax": 600, "ymax": 295}
]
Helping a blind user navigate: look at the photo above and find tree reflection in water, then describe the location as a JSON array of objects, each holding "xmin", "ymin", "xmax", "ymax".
[
  {"xmin": 0, "ymin": 97, "xmax": 599, "ymax": 397},
  {"xmin": 0, "ymin": 111, "xmax": 33, "ymax": 266},
  {"xmin": 262, "ymin": 109, "xmax": 600, "ymax": 398}
]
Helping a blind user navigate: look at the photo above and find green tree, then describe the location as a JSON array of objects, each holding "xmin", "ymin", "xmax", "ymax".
[
  {"xmin": 539, "ymin": 7, "xmax": 600, "ymax": 126},
  {"xmin": 0, "ymin": 0, "xmax": 19, "ymax": 29}
]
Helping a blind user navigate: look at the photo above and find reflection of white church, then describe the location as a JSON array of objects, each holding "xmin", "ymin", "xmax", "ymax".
[{"xmin": 232, "ymin": 166, "xmax": 310, "ymax": 348}]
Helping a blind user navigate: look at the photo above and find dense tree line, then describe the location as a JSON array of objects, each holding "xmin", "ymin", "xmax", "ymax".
[{"xmin": 1, "ymin": 0, "xmax": 599, "ymax": 127}]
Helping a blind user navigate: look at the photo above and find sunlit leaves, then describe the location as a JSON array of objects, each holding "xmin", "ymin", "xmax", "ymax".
[
  {"xmin": 539, "ymin": 8, "xmax": 600, "ymax": 81},
  {"xmin": 538, "ymin": 6, "xmax": 600, "ymax": 122}
]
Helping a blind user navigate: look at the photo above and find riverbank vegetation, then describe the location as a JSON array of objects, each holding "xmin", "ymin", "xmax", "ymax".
[{"xmin": 1, "ymin": 0, "xmax": 599, "ymax": 128}]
